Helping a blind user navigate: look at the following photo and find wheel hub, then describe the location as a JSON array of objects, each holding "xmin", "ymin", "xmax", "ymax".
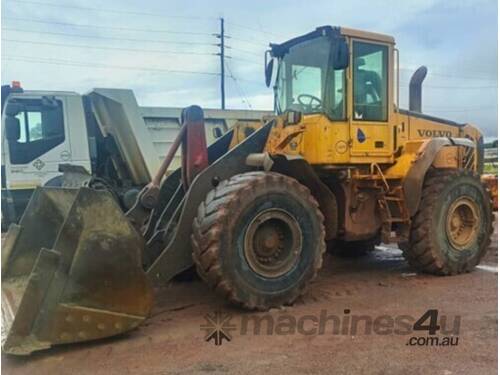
[
  {"xmin": 244, "ymin": 209, "xmax": 302, "ymax": 278},
  {"xmin": 445, "ymin": 197, "xmax": 480, "ymax": 251}
]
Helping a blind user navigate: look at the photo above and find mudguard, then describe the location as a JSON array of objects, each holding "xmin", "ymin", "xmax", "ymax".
[{"xmin": 403, "ymin": 137, "xmax": 475, "ymax": 216}]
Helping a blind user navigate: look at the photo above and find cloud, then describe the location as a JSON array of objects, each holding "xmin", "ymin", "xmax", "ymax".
[{"xmin": 1, "ymin": 0, "xmax": 497, "ymax": 136}]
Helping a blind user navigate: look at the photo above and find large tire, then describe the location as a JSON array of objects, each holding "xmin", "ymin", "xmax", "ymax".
[
  {"xmin": 192, "ymin": 171, "xmax": 325, "ymax": 310},
  {"xmin": 403, "ymin": 169, "xmax": 493, "ymax": 275}
]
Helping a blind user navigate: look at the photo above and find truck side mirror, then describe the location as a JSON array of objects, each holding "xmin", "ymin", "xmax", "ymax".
[
  {"xmin": 333, "ymin": 38, "xmax": 349, "ymax": 70},
  {"xmin": 5, "ymin": 116, "xmax": 20, "ymax": 142},
  {"xmin": 4, "ymin": 102, "xmax": 23, "ymax": 117},
  {"xmin": 265, "ymin": 55, "xmax": 274, "ymax": 88}
]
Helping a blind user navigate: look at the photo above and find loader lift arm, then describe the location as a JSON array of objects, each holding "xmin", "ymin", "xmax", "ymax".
[{"xmin": 137, "ymin": 107, "xmax": 274, "ymax": 284}]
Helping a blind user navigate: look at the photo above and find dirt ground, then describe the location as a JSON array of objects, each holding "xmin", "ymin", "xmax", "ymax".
[{"xmin": 2, "ymin": 216, "xmax": 498, "ymax": 375}]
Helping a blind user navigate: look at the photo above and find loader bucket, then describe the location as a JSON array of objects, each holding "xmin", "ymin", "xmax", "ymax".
[{"xmin": 2, "ymin": 187, "xmax": 154, "ymax": 355}]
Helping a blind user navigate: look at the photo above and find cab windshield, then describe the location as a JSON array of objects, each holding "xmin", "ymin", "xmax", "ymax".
[{"xmin": 276, "ymin": 36, "xmax": 346, "ymax": 120}]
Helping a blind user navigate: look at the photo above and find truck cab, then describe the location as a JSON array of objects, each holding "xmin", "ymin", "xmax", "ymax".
[
  {"xmin": 2, "ymin": 87, "xmax": 92, "ymax": 189},
  {"xmin": 1, "ymin": 84, "xmax": 271, "ymax": 228},
  {"xmin": 2, "ymin": 85, "xmax": 92, "ymax": 227}
]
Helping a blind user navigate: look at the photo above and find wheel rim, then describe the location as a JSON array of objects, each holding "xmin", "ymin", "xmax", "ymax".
[
  {"xmin": 244, "ymin": 209, "xmax": 302, "ymax": 278},
  {"xmin": 445, "ymin": 196, "xmax": 480, "ymax": 251}
]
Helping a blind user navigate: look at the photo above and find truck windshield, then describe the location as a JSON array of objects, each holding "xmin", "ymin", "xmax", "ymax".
[{"xmin": 276, "ymin": 36, "xmax": 346, "ymax": 120}]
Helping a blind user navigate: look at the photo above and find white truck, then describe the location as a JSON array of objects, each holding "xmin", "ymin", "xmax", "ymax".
[{"xmin": 1, "ymin": 83, "xmax": 270, "ymax": 228}]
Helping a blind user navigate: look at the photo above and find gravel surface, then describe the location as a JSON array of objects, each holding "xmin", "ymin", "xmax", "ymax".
[{"xmin": 2, "ymin": 216, "xmax": 497, "ymax": 375}]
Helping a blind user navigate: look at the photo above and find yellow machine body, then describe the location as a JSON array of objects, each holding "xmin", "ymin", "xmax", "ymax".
[{"xmin": 264, "ymin": 27, "xmax": 483, "ymax": 176}]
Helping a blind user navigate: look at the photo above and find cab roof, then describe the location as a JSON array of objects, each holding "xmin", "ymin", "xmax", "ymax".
[
  {"xmin": 340, "ymin": 27, "xmax": 395, "ymax": 44},
  {"xmin": 270, "ymin": 25, "xmax": 394, "ymax": 57}
]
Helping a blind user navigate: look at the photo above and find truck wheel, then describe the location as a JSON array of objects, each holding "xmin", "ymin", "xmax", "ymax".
[
  {"xmin": 403, "ymin": 169, "xmax": 494, "ymax": 275},
  {"xmin": 192, "ymin": 172, "xmax": 325, "ymax": 310},
  {"xmin": 328, "ymin": 235, "xmax": 381, "ymax": 257}
]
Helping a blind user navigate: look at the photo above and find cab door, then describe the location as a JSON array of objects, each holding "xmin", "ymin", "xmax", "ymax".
[
  {"xmin": 349, "ymin": 39, "xmax": 394, "ymax": 157},
  {"xmin": 4, "ymin": 95, "xmax": 71, "ymax": 188}
]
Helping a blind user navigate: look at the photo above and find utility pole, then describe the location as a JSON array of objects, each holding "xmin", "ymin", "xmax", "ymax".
[{"xmin": 218, "ymin": 17, "xmax": 225, "ymax": 109}]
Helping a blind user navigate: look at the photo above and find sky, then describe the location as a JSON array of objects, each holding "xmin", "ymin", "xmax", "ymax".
[{"xmin": 1, "ymin": 0, "xmax": 498, "ymax": 137}]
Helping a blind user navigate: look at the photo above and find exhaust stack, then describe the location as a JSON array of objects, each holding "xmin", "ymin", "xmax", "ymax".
[{"xmin": 409, "ymin": 66, "xmax": 427, "ymax": 113}]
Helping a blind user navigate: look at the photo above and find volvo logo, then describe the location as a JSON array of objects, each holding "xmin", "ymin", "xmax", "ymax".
[{"xmin": 417, "ymin": 129, "xmax": 453, "ymax": 138}]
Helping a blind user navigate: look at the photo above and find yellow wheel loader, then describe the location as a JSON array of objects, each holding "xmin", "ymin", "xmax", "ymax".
[{"xmin": 2, "ymin": 26, "xmax": 494, "ymax": 355}]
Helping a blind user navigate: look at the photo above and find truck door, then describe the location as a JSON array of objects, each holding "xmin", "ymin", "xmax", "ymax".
[
  {"xmin": 349, "ymin": 39, "xmax": 393, "ymax": 157},
  {"xmin": 4, "ymin": 96, "xmax": 70, "ymax": 188}
]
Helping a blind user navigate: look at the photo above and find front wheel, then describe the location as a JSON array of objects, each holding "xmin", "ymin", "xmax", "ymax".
[
  {"xmin": 191, "ymin": 172, "xmax": 326, "ymax": 310},
  {"xmin": 403, "ymin": 169, "xmax": 494, "ymax": 275}
]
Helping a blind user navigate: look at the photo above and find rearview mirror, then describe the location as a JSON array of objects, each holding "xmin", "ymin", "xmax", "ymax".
[
  {"xmin": 265, "ymin": 51, "xmax": 274, "ymax": 87},
  {"xmin": 333, "ymin": 38, "xmax": 349, "ymax": 70},
  {"xmin": 5, "ymin": 116, "xmax": 20, "ymax": 142},
  {"xmin": 4, "ymin": 102, "xmax": 23, "ymax": 117}
]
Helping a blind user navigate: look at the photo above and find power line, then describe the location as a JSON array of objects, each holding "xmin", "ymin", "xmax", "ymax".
[
  {"xmin": 425, "ymin": 72, "xmax": 496, "ymax": 81},
  {"xmin": 400, "ymin": 68, "xmax": 496, "ymax": 81},
  {"xmin": 229, "ymin": 56, "xmax": 261, "ymax": 65},
  {"xmin": 229, "ymin": 35, "xmax": 269, "ymax": 48},
  {"xmin": 426, "ymin": 106, "xmax": 497, "ymax": 113},
  {"xmin": 4, "ymin": 56, "xmax": 269, "ymax": 90},
  {"xmin": 400, "ymin": 64, "xmax": 496, "ymax": 79},
  {"xmin": 4, "ymin": 8, "xmax": 276, "ymax": 46},
  {"xmin": 399, "ymin": 82, "xmax": 497, "ymax": 89},
  {"xmin": 230, "ymin": 46, "xmax": 263, "ymax": 57},
  {"xmin": 232, "ymin": 76, "xmax": 266, "ymax": 86},
  {"xmin": 225, "ymin": 62, "xmax": 253, "ymax": 109},
  {"xmin": 4, "ymin": 56, "xmax": 221, "ymax": 76},
  {"xmin": 3, "ymin": 38, "xmax": 216, "ymax": 57},
  {"xmin": 10, "ymin": 55, "xmax": 491, "ymax": 112},
  {"xmin": 225, "ymin": 21, "xmax": 286, "ymax": 39},
  {"xmin": 4, "ymin": 0, "xmax": 216, "ymax": 20},
  {"xmin": 5, "ymin": 55, "xmax": 271, "ymax": 91},
  {"xmin": 2, "ymin": 27, "xmax": 212, "ymax": 47},
  {"xmin": 3, "ymin": 17, "xmax": 212, "ymax": 36}
]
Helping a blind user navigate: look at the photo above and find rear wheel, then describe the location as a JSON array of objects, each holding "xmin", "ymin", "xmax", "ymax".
[
  {"xmin": 403, "ymin": 169, "xmax": 493, "ymax": 275},
  {"xmin": 192, "ymin": 172, "xmax": 325, "ymax": 310}
]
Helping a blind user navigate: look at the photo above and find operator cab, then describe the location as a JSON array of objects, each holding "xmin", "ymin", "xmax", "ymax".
[
  {"xmin": 266, "ymin": 26, "xmax": 393, "ymax": 124},
  {"xmin": 265, "ymin": 26, "xmax": 396, "ymax": 159},
  {"xmin": 268, "ymin": 27, "xmax": 348, "ymax": 120}
]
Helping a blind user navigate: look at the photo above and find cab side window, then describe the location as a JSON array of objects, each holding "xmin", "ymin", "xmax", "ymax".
[
  {"xmin": 328, "ymin": 68, "xmax": 346, "ymax": 120},
  {"xmin": 352, "ymin": 41, "xmax": 388, "ymax": 122},
  {"xmin": 7, "ymin": 98, "xmax": 65, "ymax": 164}
]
